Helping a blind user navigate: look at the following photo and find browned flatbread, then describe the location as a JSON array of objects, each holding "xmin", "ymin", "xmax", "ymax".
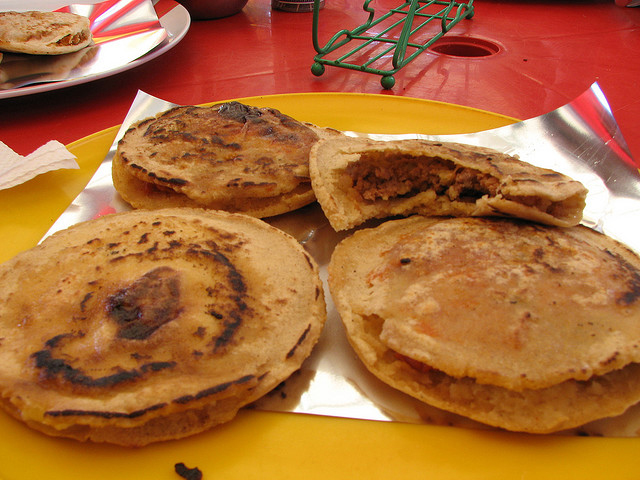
[
  {"xmin": 310, "ymin": 136, "xmax": 588, "ymax": 230},
  {"xmin": 328, "ymin": 216, "xmax": 640, "ymax": 433},
  {"xmin": 0, "ymin": 11, "xmax": 92, "ymax": 55},
  {"xmin": 113, "ymin": 102, "xmax": 342, "ymax": 218},
  {"xmin": 0, "ymin": 208, "xmax": 326, "ymax": 446}
]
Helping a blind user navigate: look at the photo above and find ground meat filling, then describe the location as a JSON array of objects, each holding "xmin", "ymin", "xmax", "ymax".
[
  {"xmin": 56, "ymin": 30, "xmax": 88, "ymax": 47},
  {"xmin": 346, "ymin": 152, "xmax": 500, "ymax": 203}
]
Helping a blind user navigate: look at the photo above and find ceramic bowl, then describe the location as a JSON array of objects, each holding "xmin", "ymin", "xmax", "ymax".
[{"xmin": 177, "ymin": 0, "xmax": 249, "ymax": 20}]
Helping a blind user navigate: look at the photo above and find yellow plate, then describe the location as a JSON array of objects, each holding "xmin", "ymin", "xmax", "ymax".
[{"xmin": 1, "ymin": 94, "xmax": 637, "ymax": 480}]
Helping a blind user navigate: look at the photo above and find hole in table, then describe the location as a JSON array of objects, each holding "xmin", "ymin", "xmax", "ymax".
[{"xmin": 428, "ymin": 36, "xmax": 502, "ymax": 58}]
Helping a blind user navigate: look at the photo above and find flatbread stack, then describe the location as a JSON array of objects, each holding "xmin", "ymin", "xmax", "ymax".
[
  {"xmin": 113, "ymin": 102, "xmax": 342, "ymax": 218},
  {"xmin": 310, "ymin": 136, "xmax": 588, "ymax": 230},
  {"xmin": 0, "ymin": 11, "xmax": 92, "ymax": 55},
  {"xmin": 328, "ymin": 215, "xmax": 640, "ymax": 433},
  {"xmin": 0, "ymin": 208, "xmax": 326, "ymax": 446}
]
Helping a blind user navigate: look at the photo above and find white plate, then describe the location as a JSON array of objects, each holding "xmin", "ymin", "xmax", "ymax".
[{"xmin": 0, "ymin": 0, "xmax": 190, "ymax": 99}]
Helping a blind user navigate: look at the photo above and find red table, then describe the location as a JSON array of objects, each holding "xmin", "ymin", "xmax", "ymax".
[
  {"xmin": 2, "ymin": 0, "xmax": 639, "ymax": 159},
  {"xmin": 1, "ymin": 2, "xmax": 640, "ymax": 479}
]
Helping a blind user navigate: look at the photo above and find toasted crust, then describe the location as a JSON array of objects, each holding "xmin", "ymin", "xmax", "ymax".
[
  {"xmin": 113, "ymin": 102, "xmax": 342, "ymax": 218},
  {"xmin": 334, "ymin": 309, "xmax": 640, "ymax": 434},
  {"xmin": 0, "ymin": 11, "xmax": 92, "ymax": 55},
  {"xmin": 310, "ymin": 137, "xmax": 588, "ymax": 230},
  {"xmin": 112, "ymin": 156, "xmax": 317, "ymax": 218},
  {"xmin": 0, "ymin": 208, "xmax": 326, "ymax": 446},
  {"xmin": 328, "ymin": 216, "xmax": 640, "ymax": 432}
]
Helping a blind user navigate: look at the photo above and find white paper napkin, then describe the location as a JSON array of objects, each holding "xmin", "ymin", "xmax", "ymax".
[{"xmin": 0, "ymin": 140, "xmax": 79, "ymax": 190}]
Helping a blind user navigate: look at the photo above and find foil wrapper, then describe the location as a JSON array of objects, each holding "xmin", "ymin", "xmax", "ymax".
[
  {"xmin": 43, "ymin": 83, "xmax": 640, "ymax": 437},
  {"xmin": 0, "ymin": 0, "xmax": 167, "ymax": 91}
]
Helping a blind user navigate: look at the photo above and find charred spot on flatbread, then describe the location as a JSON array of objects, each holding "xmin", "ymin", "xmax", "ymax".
[
  {"xmin": 0, "ymin": 208, "xmax": 326, "ymax": 446},
  {"xmin": 112, "ymin": 102, "xmax": 342, "ymax": 217}
]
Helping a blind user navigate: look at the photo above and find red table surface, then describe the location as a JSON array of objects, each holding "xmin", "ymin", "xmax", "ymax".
[{"xmin": 1, "ymin": 0, "xmax": 638, "ymax": 160}]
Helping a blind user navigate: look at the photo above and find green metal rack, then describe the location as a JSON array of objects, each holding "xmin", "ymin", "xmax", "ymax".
[{"xmin": 311, "ymin": 0, "xmax": 474, "ymax": 89}]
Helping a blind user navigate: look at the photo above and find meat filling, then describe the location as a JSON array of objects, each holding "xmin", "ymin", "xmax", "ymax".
[
  {"xmin": 55, "ymin": 30, "xmax": 89, "ymax": 47},
  {"xmin": 346, "ymin": 153, "xmax": 500, "ymax": 204}
]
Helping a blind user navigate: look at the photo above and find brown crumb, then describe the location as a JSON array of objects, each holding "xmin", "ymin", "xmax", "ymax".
[{"xmin": 175, "ymin": 463, "xmax": 203, "ymax": 480}]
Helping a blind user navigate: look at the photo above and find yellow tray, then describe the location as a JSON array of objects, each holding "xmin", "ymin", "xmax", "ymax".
[{"xmin": 1, "ymin": 93, "xmax": 637, "ymax": 480}]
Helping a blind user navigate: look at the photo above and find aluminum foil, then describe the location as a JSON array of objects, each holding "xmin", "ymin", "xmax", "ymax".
[
  {"xmin": 0, "ymin": 0, "xmax": 167, "ymax": 90},
  {"xmin": 43, "ymin": 83, "xmax": 640, "ymax": 437}
]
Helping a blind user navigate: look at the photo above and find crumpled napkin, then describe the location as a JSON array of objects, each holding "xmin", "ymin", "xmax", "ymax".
[{"xmin": 0, "ymin": 140, "xmax": 79, "ymax": 190}]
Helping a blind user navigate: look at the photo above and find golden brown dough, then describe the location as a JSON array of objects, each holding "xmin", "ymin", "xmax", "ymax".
[
  {"xmin": 0, "ymin": 208, "xmax": 326, "ymax": 446},
  {"xmin": 0, "ymin": 11, "xmax": 92, "ymax": 55},
  {"xmin": 113, "ymin": 102, "xmax": 342, "ymax": 218},
  {"xmin": 328, "ymin": 216, "xmax": 640, "ymax": 433}
]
